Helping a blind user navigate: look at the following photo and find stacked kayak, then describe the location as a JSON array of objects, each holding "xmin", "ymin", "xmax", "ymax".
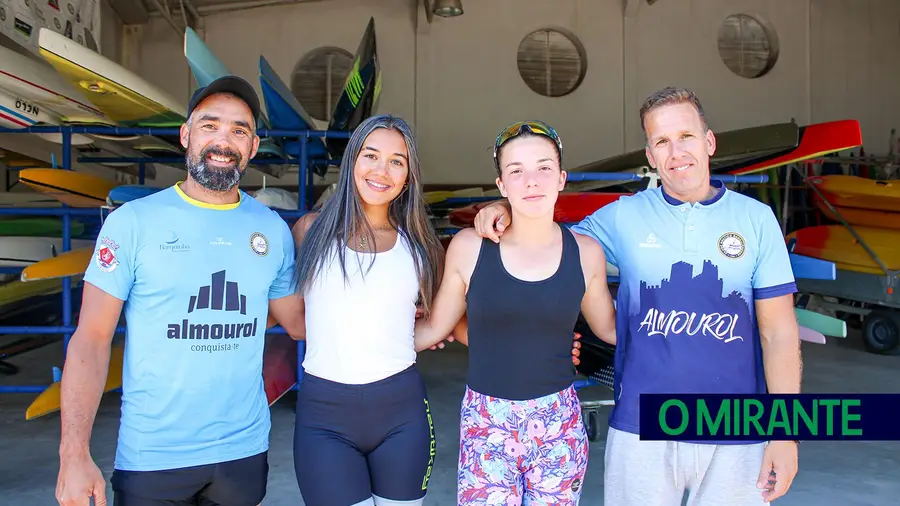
[
  {"xmin": 809, "ymin": 175, "xmax": 900, "ymax": 230},
  {"xmin": 107, "ymin": 185, "xmax": 164, "ymax": 206},
  {"xmin": 786, "ymin": 174, "xmax": 900, "ymax": 275},
  {"xmin": 448, "ymin": 192, "xmax": 628, "ymax": 228},
  {"xmin": 18, "ymin": 168, "xmax": 120, "ymax": 208},
  {"xmin": 787, "ymin": 225, "xmax": 900, "ymax": 275}
]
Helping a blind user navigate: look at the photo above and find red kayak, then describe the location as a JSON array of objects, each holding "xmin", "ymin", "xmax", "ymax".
[{"xmin": 448, "ymin": 192, "xmax": 629, "ymax": 228}]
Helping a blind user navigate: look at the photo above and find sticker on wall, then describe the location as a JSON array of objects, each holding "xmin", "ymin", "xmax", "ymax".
[
  {"xmin": 0, "ymin": 0, "xmax": 101, "ymax": 56},
  {"xmin": 14, "ymin": 15, "xmax": 34, "ymax": 39}
]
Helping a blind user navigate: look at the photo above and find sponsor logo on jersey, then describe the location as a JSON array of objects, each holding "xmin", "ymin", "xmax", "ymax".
[
  {"xmin": 209, "ymin": 237, "xmax": 232, "ymax": 247},
  {"xmin": 167, "ymin": 270, "xmax": 257, "ymax": 340},
  {"xmin": 160, "ymin": 230, "xmax": 190, "ymax": 253},
  {"xmin": 718, "ymin": 232, "xmax": 745, "ymax": 259},
  {"xmin": 250, "ymin": 232, "xmax": 268, "ymax": 256},
  {"xmin": 96, "ymin": 236, "xmax": 119, "ymax": 273}
]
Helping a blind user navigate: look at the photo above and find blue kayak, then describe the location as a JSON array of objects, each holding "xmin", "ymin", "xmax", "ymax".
[{"xmin": 107, "ymin": 185, "xmax": 163, "ymax": 205}]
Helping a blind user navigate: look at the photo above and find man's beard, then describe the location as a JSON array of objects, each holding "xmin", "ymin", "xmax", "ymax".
[{"xmin": 185, "ymin": 144, "xmax": 246, "ymax": 192}]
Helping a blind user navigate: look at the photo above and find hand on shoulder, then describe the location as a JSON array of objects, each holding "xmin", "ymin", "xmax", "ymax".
[{"xmin": 473, "ymin": 200, "xmax": 512, "ymax": 243}]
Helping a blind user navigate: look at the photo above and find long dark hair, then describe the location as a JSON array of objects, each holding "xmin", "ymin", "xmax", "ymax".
[{"xmin": 293, "ymin": 114, "xmax": 444, "ymax": 315}]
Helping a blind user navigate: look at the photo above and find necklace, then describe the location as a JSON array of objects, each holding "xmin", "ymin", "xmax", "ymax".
[{"xmin": 356, "ymin": 222, "xmax": 392, "ymax": 252}]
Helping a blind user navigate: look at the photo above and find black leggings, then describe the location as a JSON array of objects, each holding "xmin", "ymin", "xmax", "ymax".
[
  {"xmin": 293, "ymin": 366, "xmax": 435, "ymax": 506},
  {"xmin": 110, "ymin": 452, "xmax": 268, "ymax": 506}
]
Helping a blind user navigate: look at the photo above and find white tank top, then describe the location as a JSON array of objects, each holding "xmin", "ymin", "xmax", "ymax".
[{"xmin": 302, "ymin": 231, "xmax": 420, "ymax": 384}]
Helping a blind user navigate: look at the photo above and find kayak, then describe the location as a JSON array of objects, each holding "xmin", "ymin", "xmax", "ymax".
[
  {"xmin": 448, "ymin": 192, "xmax": 628, "ymax": 228},
  {"xmin": 786, "ymin": 225, "xmax": 900, "ymax": 275}
]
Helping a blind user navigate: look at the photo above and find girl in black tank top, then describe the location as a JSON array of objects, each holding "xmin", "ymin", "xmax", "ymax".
[{"xmin": 413, "ymin": 121, "xmax": 617, "ymax": 505}]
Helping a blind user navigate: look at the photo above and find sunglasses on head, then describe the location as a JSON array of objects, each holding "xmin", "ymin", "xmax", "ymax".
[{"xmin": 492, "ymin": 121, "xmax": 564, "ymax": 169}]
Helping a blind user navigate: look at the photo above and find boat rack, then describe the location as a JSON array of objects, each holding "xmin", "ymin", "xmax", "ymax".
[
  {"xmin": 0, "ymin": 123, "xmax": 351, "ymax": 396},
  {"xmin": 786, "ymin": 163, "xmax": 900, "ymax": 353}
]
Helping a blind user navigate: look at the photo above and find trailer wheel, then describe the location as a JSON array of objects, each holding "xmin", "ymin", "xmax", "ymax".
[{"xmin": 863, "ymin": 309, "xmax": 900, "ymax": 354}]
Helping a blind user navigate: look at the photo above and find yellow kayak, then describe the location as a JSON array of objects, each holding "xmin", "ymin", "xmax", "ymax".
[
  {"xmin": 18, "ymin": 168, "xmax": 119, "ymax": 208},
  {"xmin": 787, "ymin": 225, "xmax": 900, "ymax": 275},
  {"xmin": 26, "ymin": 344, "xmax": 125, "ymax": 420},
  {"xmin": 810, "ymin": 175, "xmax": 900, "ymax": 213},
  {"xmin": 0, "ymin": 277, "xmax": 79, "ymax": 306},
  {"xmin": 21, "ymin": 247, "xmax": 93, "ymax": 282},
  {"xmin": 815, "ymin": 199, "xmax": 900, "ymax": 230}
]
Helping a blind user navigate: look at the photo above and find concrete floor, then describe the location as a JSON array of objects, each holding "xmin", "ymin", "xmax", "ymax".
[{"xmin": 1, "ymin": 330, "xmax": 898, "ymax": 505}]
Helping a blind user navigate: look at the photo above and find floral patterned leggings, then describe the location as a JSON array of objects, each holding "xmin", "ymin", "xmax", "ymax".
[{"xmin": 457, "ymin": 385, "xmax": 590, "ymax": 505}]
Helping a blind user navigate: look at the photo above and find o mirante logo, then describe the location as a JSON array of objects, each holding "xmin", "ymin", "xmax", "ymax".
[{"xmin": 638, "ymin": 394, "xmax": 900, "ymax": 441}]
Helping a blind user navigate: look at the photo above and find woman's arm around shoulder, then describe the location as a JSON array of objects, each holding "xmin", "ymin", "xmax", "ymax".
[
  {"xmin": 413, "ymin": 227, "xmax": 482, "ymax": 352},
  {"xmin": 575, "ymin": 233, "xmax": 617, "ymax": 345}
]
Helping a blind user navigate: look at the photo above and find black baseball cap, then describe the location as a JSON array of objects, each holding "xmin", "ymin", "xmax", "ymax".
[{"xmin": 187, "ymin": 75, "xmax": 261, "ymax": 122}]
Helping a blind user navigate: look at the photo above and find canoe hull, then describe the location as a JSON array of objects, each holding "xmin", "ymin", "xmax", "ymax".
[{"xmin": 786, "ymin": 225, "xmax": 900, "ymax": 275}]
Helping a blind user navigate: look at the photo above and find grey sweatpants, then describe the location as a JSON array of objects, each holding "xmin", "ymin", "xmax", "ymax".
[{"xmin": 604, "ymin": 427, "xmax": 768, "ymax": 506}]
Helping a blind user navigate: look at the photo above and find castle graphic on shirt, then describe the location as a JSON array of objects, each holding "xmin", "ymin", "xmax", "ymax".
[{"xmin": 629, "ymin": 260, "xmax": 752, "ymax": 345}]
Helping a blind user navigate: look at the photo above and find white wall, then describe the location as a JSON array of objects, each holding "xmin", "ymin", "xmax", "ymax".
[
  {"xmin": 810, "ymin": 0, "xmax": 900, "ymax": 153},
  {"xmin": 111, "ymin": 0, "xmax": 900, "ymax": 186},
  {"xmin": 99, "ymin": 0, "xmax": 124, "ymax": 62},
  {"xmin": 415, "ymin": 0, "xmax": 623, "ymax": 184},
  {"xmin": 622, "ymin": 0, "xmax": 811, "ymax": 150}
]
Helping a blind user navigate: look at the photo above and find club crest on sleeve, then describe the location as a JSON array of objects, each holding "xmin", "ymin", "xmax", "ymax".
[
  {"xmin": 717, "ymin": 232, "xmax": 745, "ymax": 259},
  {"xmin": 96, "ymin": 236, "xmax": 120, "ymax": 272},
  {"xmin": 250, "ymin": 232, "xmax": 268, "ymax": 256}
]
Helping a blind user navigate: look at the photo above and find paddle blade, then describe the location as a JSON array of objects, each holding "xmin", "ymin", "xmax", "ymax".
[
  {"xmin": 795, "ymin": 307, "xmax": 847, "ymax": 338},
  {"xmin": 799, "ymin": 325, "xmax": 827, "ymax": 344}
]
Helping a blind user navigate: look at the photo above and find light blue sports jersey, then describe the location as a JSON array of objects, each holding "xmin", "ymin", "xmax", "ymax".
[
  {"xmin": 571, "ymin": 180, "xmax": 796, "ymax": 442},
  {"xmin": 83, "ymin": 183, "xmax": 296, "ymax": 471}
]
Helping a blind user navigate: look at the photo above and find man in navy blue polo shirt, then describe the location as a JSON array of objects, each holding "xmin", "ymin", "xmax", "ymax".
[{"xmin": 473, "ymin": 87, "xmax": 802, "ymax": 505}]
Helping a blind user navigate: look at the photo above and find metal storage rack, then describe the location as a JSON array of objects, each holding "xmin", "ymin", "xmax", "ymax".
[{"xmin": 0, "ymin": 123, "xmax": 350, "ymax": 395}]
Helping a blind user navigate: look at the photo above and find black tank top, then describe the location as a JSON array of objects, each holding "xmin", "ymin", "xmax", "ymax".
[{"xmin": 465, "ymin": 224, "xmax": 586, "ymax": 400}]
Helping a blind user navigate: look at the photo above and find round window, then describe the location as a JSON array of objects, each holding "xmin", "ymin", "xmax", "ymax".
[
  {"xmin": 291, "ymin": 47, "xmax": 355, "ymax": 122},
  {"xmin": 717, "ymin": 14, "xmax": 779, "ymax": 79},
  {"xmin": 516, "ymin": 28, "xmax": 587, "ymax": 97}
]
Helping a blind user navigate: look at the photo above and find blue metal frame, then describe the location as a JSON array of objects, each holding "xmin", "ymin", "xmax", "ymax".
[{"xmin": 0, "ymin": 124, "xmax": 350, "ymax": 394}]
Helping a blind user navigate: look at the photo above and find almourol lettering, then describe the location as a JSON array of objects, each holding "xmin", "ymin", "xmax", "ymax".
[
  {"xmin": 167, "ymin": 319, "xmax": 257, "ymax": 340},
  {"xmin": 638, "ymin": 308, "xmax": 743, "ymax": 343}
]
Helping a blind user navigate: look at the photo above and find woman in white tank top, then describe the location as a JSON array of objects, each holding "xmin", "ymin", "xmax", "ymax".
[{"xmin": 280, "ymin": 114, "xmax": 456, "ymax": 506}]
